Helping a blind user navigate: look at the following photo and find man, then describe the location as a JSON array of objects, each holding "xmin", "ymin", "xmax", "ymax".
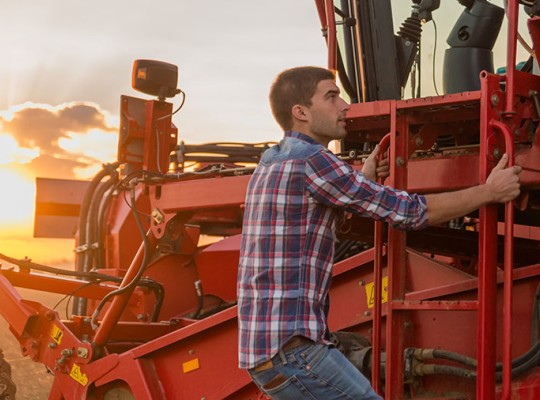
[{"xmin": 237, "ymin": 66, "xmax": 521, "ymax": 399}]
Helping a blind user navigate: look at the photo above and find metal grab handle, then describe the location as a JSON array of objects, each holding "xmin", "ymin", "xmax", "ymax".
[
  {"xmin": 504, "ymin": 0, "xmax": 519, "ymax": 117},
  {"xmin": 372, "ymin": 133, "xmax": 391, "ymax": 393},
  {"xmin": 313, "ymin": 0, "xmax": 337, "ymax": 71},
  {"xmin": 488, "ymin": 119, "xmax": 515, "ymax": 400}
]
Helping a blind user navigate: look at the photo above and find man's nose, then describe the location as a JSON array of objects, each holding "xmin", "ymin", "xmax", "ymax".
[{"xmin": 340, "ymin": 97, "xmax": 350, "ymax": 111}]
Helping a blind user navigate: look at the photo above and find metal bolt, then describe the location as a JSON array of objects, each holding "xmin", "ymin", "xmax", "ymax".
[
  {"xmin": 493, "ymin": 148, "xmax": 502, "ymax": 159},
  {"xmin": 77, "ymin": 347, "xmax": 89, "ymax": 359},
  {"xmin": 415, "ymin": 137, "xmax": 424, "ymax": 147},
  {"xmin": 396, "ymin": 157, "xmax": 405, "ymax": 167},
  {"xmin": 189, "ymin": 349, "xmax": 195, "ymax": 355},
  {"xmin": 61, "ymin": 349, "xmax": 73, "ymax": 357},
  {"xmin": 151, "ymin": 209, "xmax": 164, "ymax": 224},
  {"xmin": 48, "ymin": 342, "xmax": 57, "ymax": 349},
  {"xmin": 491, "ymin": 94, "xmax": 499, "ymax": 107},
  {"xmin": 359, "ymin": 280, "xmax": 365, "ymax": 286},
  {"xmin": 137, "ymin": 314, "xmax": 146, "ymax": 321},
  {"xmin": 57, "ymin": 348, "xmax": 73, "ymax": 365},
  {"xmin": 364, "ymin": 310, "xmax": 371, "ymax": 316}
]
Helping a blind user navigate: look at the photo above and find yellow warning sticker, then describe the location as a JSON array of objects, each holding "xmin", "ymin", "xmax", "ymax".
[
  {"xmin": 365, "ymin": 276, "xmax": 388, "ymax": 309},
  {"xmin": 51, "ymin": 324, "xmax": 63, "ymax": 345},
  {"xmin": 70, "ymin": 363, "xmax": 88, "ymax": 386},
  {"xmin": 182, "ymin": 358, "xmax": 200, "ymax": 373}
]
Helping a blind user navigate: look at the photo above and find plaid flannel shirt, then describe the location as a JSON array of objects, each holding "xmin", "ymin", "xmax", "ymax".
[{"xmin": 237, "ymin": 131, "xmax": 428, "ymax": 369}]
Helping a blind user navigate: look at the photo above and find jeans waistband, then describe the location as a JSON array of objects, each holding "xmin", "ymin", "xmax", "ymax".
[{"xmin": 252, "ymin": 336, "xmax": 314, "ymax": 372}]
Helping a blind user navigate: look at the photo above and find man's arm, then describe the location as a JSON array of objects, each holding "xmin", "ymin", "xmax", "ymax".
[{"xmin": 425, "ymin": 154, "xmax": 521, "ymax": 226}]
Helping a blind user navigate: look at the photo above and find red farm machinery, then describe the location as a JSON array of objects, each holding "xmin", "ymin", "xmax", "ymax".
[{"xmin": 1, "ymin": 0, "xmax": 540, "ymax": 399}]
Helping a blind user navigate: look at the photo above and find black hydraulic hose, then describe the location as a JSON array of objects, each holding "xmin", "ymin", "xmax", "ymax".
[
  {"xmin": 192, "ymin": 279, "xmax": 204, "ymax": 319},
  {"xmin": 0, "ymin": 252, "xmax": 115, "ymax": 280},
  {"xmin": 89, "ymin": 177, "xmax": 118, "ymax": 270},
  {"xmin": 419, "ymin": 340, "xmax": 540, "ymax": 372},
  {"xmin": 431, "ymin": 349, "xmax": 477, "ymax": 368},
  {"xmin": 414, "ymin": 363, "xmax": 476, "ymax": 379},
  {"xmin": 95, "ymin": 185, "xmax": 116, "ymax": 270},
  {"xmin": 501, "ymin": 338, "xmax": 540, "ymax": 372},
  {"xmin": 85, "ymin": 177, "xmax": 117, "ymax": 272},
  {"xmin": 74, "ymin": 162, "xmax": 120, "ymax": 316},
  {"xmin": 0, "ymin": 252, "xmax": 164, "ymax": 321},
  {"xmin": 90, "ymin": 185, "xmax": 151, "ymax": 329},
  {"xmin": 531, "ymin": 281, "xmax": 540, "ymax": 346},
  {"xmin": 496, "ymin": 341, "xmax": 540, "ymax": 381},
  {"xmin": 149, "ymin": 281, "xmax": 165, "ymax": 322},
  {"xmin": 413, "ymin": 338, "xmax": 540, "ymax": 382},
  {"xmin": 440, "ymin": 343, "xmax": 540, "ymax": 381},
  {"xmin": 76, "ymin": 162, "xmax": 120, "ymax": 274}
]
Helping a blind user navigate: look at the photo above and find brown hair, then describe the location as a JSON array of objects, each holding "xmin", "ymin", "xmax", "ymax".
[{"xmin": 269, "ymin": 66, "xmax": 335, "ymax": 131}]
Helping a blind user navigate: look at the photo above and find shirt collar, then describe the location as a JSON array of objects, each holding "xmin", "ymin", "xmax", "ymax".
[{"xmin": 284, "ymin": 130, "xmax": 319, "ymax": 145}]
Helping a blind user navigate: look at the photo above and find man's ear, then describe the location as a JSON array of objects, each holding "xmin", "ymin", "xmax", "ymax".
[{"xmin": 292, "ymin": 105, "xmax": 309, "ymax": 122}]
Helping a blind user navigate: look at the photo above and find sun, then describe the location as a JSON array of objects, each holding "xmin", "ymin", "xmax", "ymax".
[{"xmin": 0, "ymin": 168, "xmax": 34, "ymax": 229}]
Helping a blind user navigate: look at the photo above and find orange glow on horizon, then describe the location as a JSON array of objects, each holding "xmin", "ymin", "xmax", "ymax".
[
  {"xmin": 0, "ymin": 168, "xmax": 34, "ymax": 227},
  {"xmin": 0, "ymin": 101, "xmax": 119, "ymax": 268}
]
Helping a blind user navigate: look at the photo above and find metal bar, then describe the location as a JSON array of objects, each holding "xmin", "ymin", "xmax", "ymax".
[
  {"xmin": 391, "ymin": 300, "xmax": 478, "ymax": 311},
  {"xmin": 351, "ymin": 0, "xmax": 367, "ymax": 102},
  {"xmin": 371, "ymin": 132, "xmax": 390, "ymax": 393},
  {"xmin": 477, "ymin": 74, "xmax": 499, "ymax": 400},
  {"xmin": 385, "ymin": 101, "xmax": 408, "ymax": 399},
  {"xmin": 324, "ymin": 0, "xmax": 337, "ymax": 71},
  {"xmin": 489, "ymin": 119, "xmax": 515, "ymax": 400},
  {"xmin": 153, "ymin": 175, "xmax": 250, "ymax": 214},
  {"xmin": 0, "ymin": 269, "xmax": 135, "ymax": 302},
  {"xmin": 504, "ymin": 0, "xmax": 519, "ymax": 116},
  {"xmin": 93, "ymin": 230, "xmax": 158, "ymax": 348},
  {"xmin": 0, "ymin": 274, "xmax": 38, "ymax": 336},
  {"xmin": 313, "ymin": 0, "xmax": 327, "ymax": 30}
]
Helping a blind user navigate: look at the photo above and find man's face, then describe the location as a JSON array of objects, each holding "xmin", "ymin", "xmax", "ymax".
[{"xmin": 305, "ymin": 79, "xmax": 349, "ymax": 145}]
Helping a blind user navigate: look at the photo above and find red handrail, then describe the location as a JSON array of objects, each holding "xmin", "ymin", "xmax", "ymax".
[
  {"xmin": 372, "ymin": 133, "xmax": 391, "ymax": 394},
  {"xmin": 488, "ymin": 119, "xmax": 515, "ymax": 400},
  {"xmin": 313, "ymin": 0, "xmax": 337, "ymax": 72},
  {"xmin": 504, "ymin": 0, "xmax": 519, "ymax": 116}
]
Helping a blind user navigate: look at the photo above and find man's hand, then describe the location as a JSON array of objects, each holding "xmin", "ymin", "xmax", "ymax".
[
  {"xmin": 362, "ymin": 145, "xmax": 390, "ymax": 182},
  {"xmin": 485, "ymin": 153, "xmax": 522, "ymax": 203}
]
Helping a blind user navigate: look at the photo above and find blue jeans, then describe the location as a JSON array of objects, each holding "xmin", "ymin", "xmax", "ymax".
[{"xmin": 248, "ymin": 342, "xmax": 382, "ymax": 399}]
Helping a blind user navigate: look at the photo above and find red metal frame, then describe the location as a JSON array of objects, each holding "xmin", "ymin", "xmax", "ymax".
[
  {"xmin": 0, "ymin": 2, "xmax": 540, "ymax": 399},
  {"xmin": 314, "ymin": 1, "xmax": 540, "ymax": 398}
]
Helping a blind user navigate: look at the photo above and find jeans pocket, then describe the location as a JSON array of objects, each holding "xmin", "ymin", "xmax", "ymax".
[{"xmin": 263, "ymin": 374, "xmax": 315, "ymax": 399}]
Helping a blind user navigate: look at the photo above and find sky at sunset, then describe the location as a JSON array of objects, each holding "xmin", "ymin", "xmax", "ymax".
[{"xmin": 0, "ymin": 1, "xmax": 531, "ymax": 266}]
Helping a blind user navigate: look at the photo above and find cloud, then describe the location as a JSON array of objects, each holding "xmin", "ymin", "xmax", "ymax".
[
  {"xmin": 0, "ymin": 101, "xmax": 117, "ymax": 179},
  {"xmin": 0, "ymin": 134, "xmax": 39, "ymax": 165}
]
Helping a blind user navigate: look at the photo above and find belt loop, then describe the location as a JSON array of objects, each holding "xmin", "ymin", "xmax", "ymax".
[{"xmin": 277, "ymin": 349, "xmax": 288, "ymax": 365}]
